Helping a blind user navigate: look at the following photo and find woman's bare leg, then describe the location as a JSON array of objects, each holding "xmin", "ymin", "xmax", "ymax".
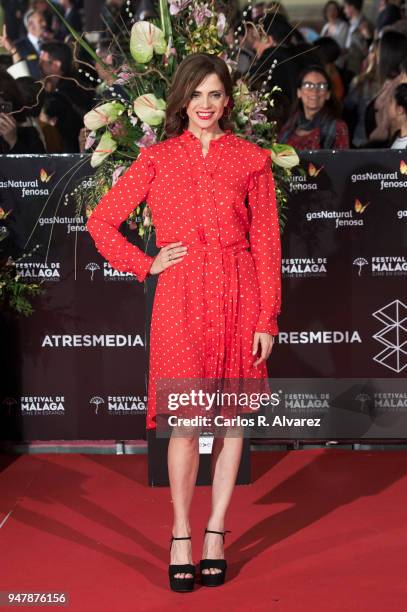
[
  {"xmin": 168, "ymin": 428, "xmax": 200, "ymax": 578},
  {"xmin": 202, "ymin": 428, "xmax": 244, "ymax": 574}
]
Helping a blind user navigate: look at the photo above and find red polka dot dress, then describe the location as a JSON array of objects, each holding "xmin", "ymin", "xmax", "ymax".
[{"xmin": 86, "ymin": 128, "xmax": 282, "ymax": 429}]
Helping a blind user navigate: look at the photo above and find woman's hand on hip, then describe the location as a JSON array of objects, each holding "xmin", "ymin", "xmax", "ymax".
[
  {"xmin": 252, "ymin": 332, "xmax": 274, "ymax": 367},
  {"xmin": 149, "ymin": 241, "xmax": 188, "ymax": 275}
]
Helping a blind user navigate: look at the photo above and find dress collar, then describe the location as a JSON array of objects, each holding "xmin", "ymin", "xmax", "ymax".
[{"xmin": 181, "ymin": 128, "xmax": 233, "ymax": 145}]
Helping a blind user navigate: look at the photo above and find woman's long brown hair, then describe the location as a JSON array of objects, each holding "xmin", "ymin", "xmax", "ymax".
[{"xmin": 164, "ymin": 53, "xmax": 235, "ymax": 138}]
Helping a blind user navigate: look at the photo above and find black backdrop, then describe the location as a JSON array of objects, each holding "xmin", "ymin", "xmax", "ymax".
[{"xmin": 1, "ymin": 150, "xmax": 406, "ymax": 442}]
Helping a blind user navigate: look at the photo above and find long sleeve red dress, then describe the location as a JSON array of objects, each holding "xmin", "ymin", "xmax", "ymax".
[{"xmin": 86, "ymin": 128, "xmax": 281, "ymax": 430}]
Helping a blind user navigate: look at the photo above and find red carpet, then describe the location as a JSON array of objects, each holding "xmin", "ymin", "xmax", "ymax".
[{"xmin": 1, "ymin": 449, "xmax": 407, "ymax": 611}]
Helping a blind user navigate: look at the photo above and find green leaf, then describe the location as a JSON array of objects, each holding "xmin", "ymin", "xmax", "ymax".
[{"xmin": 159, "ymin": 0, "xmax": 173, "ymax": 41}]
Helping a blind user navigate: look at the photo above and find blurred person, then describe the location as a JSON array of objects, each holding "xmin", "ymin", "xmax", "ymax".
[
  {"xmin": 382, "ymin": 19, "xmax": 407, "ymax": 38},
  {"xmin": 320, "ymin": 1, "xmax": 349, "ymax": 49},
  {"xmin": 400, "ymin": 56, "xmax": 407, "ymax": 81},
  {"xmin": 225, "ymin": 17, "xmax": 257, "ymax": 76},
  {"xmin": 376, "ymin": 0, "xmax": 402, "ymax": 34},
  {"xmin": 15, "ymin": 75, "xmax": 47, "ymax": 148},
  {"xmin": 54, "ymin": 0, "xmax": 82, "ymax": 40},
  {"xmin": 343, "ymin": 40, "xmax": 380, "ymax": 146},
  {"xmin": 358, "ymin": 18, "xmax": 374, "ymax": 56},
  {"xmin": 264, "ymin": 2, "xmax": 289, "ymax": 20},
  {"xmin": 84, "ymin": 0, "xmax": 104, "ymax": 31},
  {"xmin": 368, "ymin": 30, "xmax": 407, "ymax": 143},
  {"xmin": 215, "ymin": 0, "xmax": 240, "ymax": 28},
  {"xmin": 251, "ymin": 2, "xmax": 265, "ymax": 20},
  {"xmin": 0, "ymin": 0, "xmax": 28, "ymax": 42},
  {"xmin": 389, "ymin": 83, "xmax": 407, "ymax": 148},
  {"xmin": 0, "ymin": 24, "xmax": 24, "ymax": 66},
  {"xmin": 14, "ymin": 9, "xmax": 47, "ymax": 78},
  {"xmin": 40, "ymin": 93, "xmax": 82, "ymax": 151},
  {"xmin": 28, "ymin": 0, "xmax": 58, "ymax": 35},
  {"xmin": 100, "ymin": 0, "xmax": 134, "ymax": 44},
  {"xmin": 249, "ymin": 13, "xmax": 312, "ymax": 108},
  {"xmin": 279, "ymin": 65, "xmax": 349, "ymax": 149},
  {"xmin": 0, "ymin": 70, "xmax": 45, "ymax": 152},
  {"xmin": 39, "ymin": 41, "xmax": 94, "ymax": 150},
  {"xmin": 39, "ymin": 40, "xmax": 94, "ymax": 111},
  {"xmin": 342, "ymin": 0, "xmax": 371, "ymax": 77},
  {"xmin": 314, "ymin": 36, "xmax": 345, "ymax": 100}
]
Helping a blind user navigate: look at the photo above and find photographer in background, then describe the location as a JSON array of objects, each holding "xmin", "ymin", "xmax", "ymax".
[{"xmin": 0, "ymin": 71, "xmax": 45, "ymax": 153}]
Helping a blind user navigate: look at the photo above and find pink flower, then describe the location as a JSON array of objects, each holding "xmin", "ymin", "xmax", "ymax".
[
  {"xmin": 116, "ymin": 71, "xmax": 133, "ymax": 85},
  {"xmin": 85, "ymin": 131, "xmax": 96, "ymax": 150},
  {"xmin": 217, "ymin": 13, "xmax": 226, "ymax": 36},
  {"xmin": 192, "ymin": 3, "xmax": 212, "ymax": 26},
  {"xmin": 250, "ymin": 111, "xmax": 268, "ymax": 124},
  {"xmin": 108, "ymin": 121, "xmax": 127, "ymax": 139},
  {"xmin": 168, "ymin": 0, "xmax": 191, "ymax": 16},
  {"xmin": 142, "ymin": 205, "xmax": 152, "ymax": 227},
  {"xmin": 220, "ymin": 52, "xmax": 238, "ymax": 74},
  {"xmin": 163, "ymin": 41, "xmax": 177, "ymax": 66},
  {"xmin": 112, "ymin": 165, "xmax": 126, "ymax": 186},
  {"xmin": 136, "ymin": 123, "xmax": 157, "ymax": 148}
]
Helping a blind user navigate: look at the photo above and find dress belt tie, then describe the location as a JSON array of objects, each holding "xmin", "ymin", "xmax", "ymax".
[
  {"xmin": 157, "ymin": 241, "xmax": 250, "ymax": 381},
  {"xmin": 187, "ymin": 242, "xmax": 249, "ymax": 380}
]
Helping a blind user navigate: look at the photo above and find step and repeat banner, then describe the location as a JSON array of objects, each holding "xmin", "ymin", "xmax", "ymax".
[
  {"xmin": 0, "ymin": 150, "xmax": 406, "ymax": 442},
  {"xmin": 0, "ymin": 155, "xmax": 148, "ymax": 441}
]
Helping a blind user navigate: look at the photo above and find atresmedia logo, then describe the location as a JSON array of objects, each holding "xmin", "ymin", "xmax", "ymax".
[{"xmin": 373, "ymin": 299, "xmax": 407, "ymax": 373}]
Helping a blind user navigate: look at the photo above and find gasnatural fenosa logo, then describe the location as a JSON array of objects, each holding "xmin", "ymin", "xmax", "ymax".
[
  {"xmin": 39, "ymin": 168, "xmax": 54, "ymax": 183},
  {"xmin": 307, "ymin": 163, "xmax": 324, "ymax": 178},
  {"xmin": 305, "ymin": 196, "xmax": 371, "ymax": 228},
  {"xmin": 350, "ymin": 160, "xmax": 407, "ymax": 190},
  {"xmin": 289, "ymin": 162, "xmax": 324, "ymax": 192},
  {"xmin": 0, "ymin": 167, "xmax": 54, "ymax": 198}
]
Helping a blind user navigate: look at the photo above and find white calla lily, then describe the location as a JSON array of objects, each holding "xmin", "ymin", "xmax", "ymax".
[
  {"xmin": 270, "ymin": 144, "xmax": 300, "ymax": 170},
  {"xmin": 130, "ymin": 21, "xmax": 167, "ymax": 64},
  {"xmin": 90, "ymin": 132, "xmax": 117, "ymax": 168},
  {"xmin": 133, "ymin": 94, "xmax": 166, "ymax": 126},
  {"xmin": 84, "ymin": 102, "xmax": 125, "ymax": 131}
]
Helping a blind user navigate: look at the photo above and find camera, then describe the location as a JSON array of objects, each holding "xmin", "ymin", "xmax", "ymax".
[{"xmin": 0, "ymin": 101, "xmax": 13, "ymax": 114}]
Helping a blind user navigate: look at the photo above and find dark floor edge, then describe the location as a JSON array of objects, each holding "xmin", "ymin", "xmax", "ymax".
[{"xmin": 1, "ymin": 441, "xmax": 407, "ymax": 454}]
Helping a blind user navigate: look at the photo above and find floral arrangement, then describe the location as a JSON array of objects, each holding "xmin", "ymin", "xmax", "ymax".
[
  {"xmin": 46, "ymin": 0, "xmax": 299, "ymax": 239},
  {"xmin": 0, "ymin": 208, "xmax": 43, "ymax": 316}
]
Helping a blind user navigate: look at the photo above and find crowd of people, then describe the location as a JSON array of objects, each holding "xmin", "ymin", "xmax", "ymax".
[
  {"xmin": 0, "ymin": 0, "xmax": 406, "ymax": 153},
  {"xmin": 237, "ymin": 0, "xmax": 407, "ymax": 149}
]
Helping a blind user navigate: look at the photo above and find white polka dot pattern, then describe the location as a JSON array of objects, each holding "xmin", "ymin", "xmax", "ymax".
[{"xmin": 86, "ymin": 128, "xmax": 282, "ymax": 430}]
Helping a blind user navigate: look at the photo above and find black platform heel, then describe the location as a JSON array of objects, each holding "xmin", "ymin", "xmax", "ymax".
[
  {"xmin": 168, "ymin": 535, "xmax": 195, "ymax": 592},
  {"xmin": 200, "ymin": 528, "xmax": 231, "ymax": 587}
]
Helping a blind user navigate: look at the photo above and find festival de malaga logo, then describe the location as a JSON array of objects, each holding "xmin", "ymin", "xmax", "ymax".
[
  {"xmin": 89, "ymin": 395, "xmax": 147, "ymax": 415},
  {"xmin": 84, "ymin": 261, "xmax": 136, "ymax": 282}
]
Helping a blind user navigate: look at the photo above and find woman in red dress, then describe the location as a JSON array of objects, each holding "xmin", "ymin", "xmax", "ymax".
[{"xmin": 86, "ymin": 53, "xmax": 281, "ymax": 591}]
